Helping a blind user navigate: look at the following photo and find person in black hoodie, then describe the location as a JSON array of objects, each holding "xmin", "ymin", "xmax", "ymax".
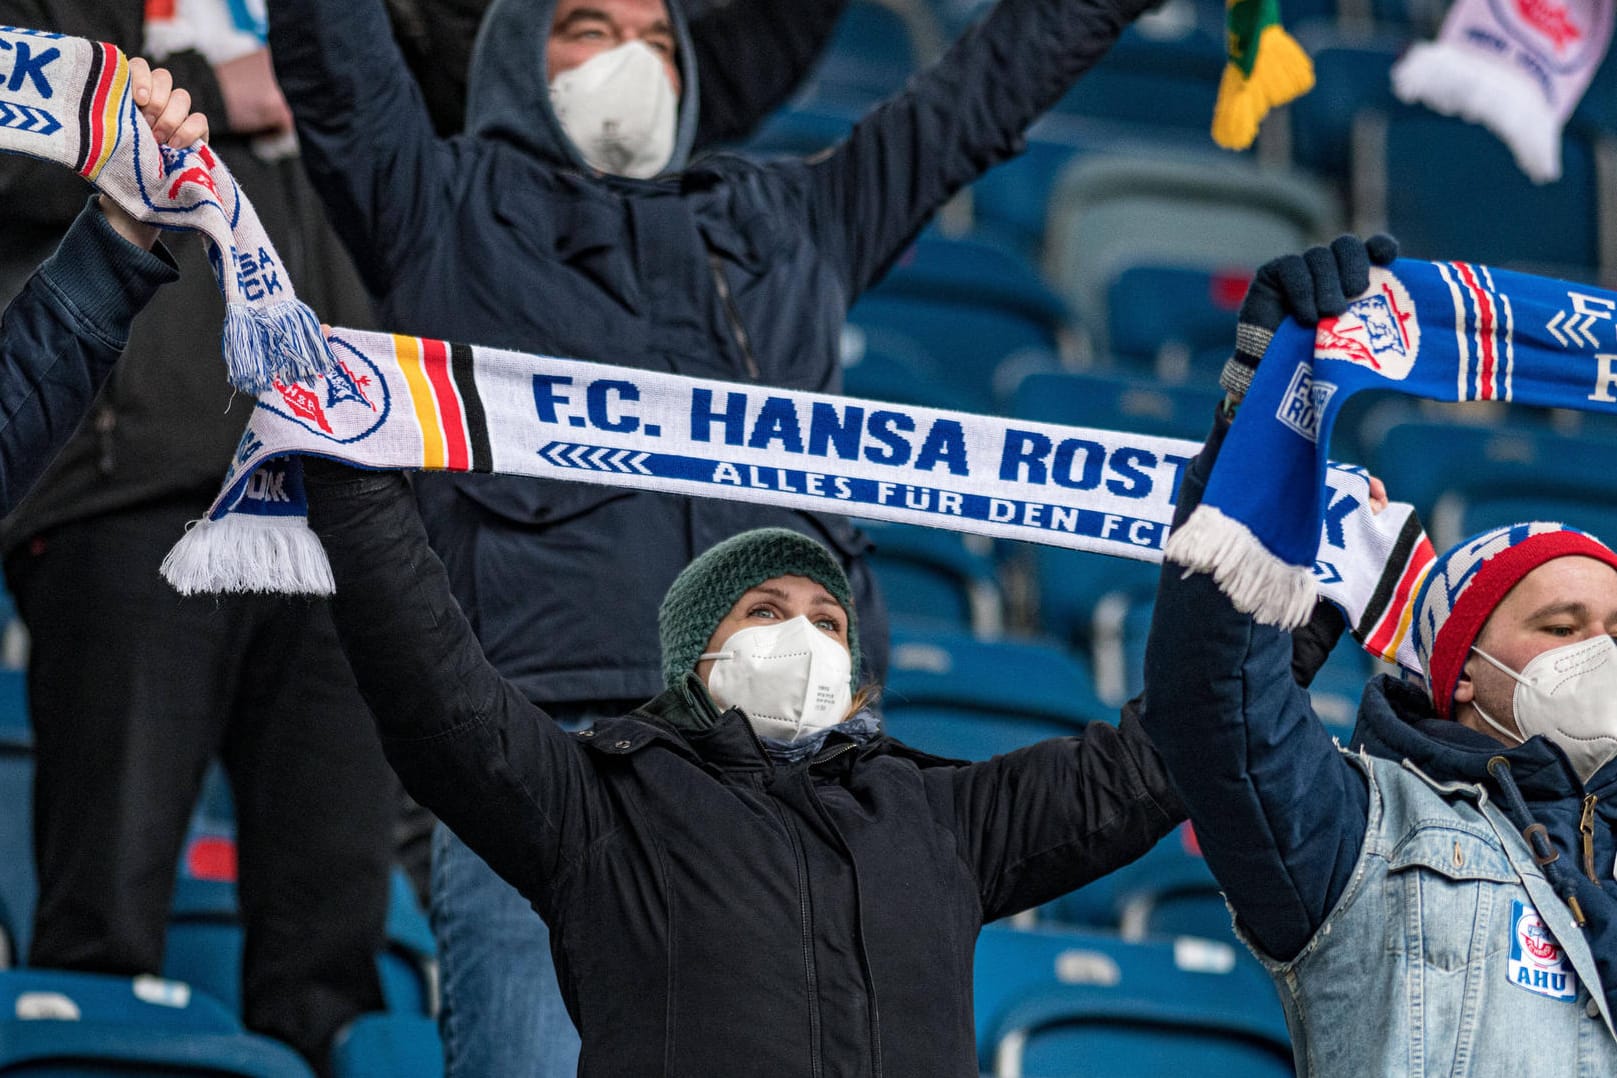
[
  {"xmin": 301, "ymin": 457, "xmax": 1189, "ymax": 1076},
  {"xmin": 267, "ymin": 0, "xmax": 1161, "ymax": 1067},
  {"xmin": 1142, "ymin": 242, "xmax": 1617, "ymax": 1075}
]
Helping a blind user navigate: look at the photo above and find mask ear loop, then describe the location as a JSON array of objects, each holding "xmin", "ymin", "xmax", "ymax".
[{"xmin": 1468, "ymin": 646, "xmax": 1527, "ymax": 745}]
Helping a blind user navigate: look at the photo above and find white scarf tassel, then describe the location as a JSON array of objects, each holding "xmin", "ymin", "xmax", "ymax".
[
  {"xmin": 161, "ymin": 514, "xmax": 335, "ymax": 596},
  {"xmin": 1163, "ymin": 504, "xmax": 1319, "ymax": 629}
]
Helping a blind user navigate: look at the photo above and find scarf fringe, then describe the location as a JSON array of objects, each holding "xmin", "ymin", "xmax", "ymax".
[
  {"xmin": 1163, "ymin": 504, "xmax": 1318, "ymax": 628},
  {"xmin": 222, "ymin": 300, "xmax": 335, "ymax": 394},
  {"xmin": 1391, "ymin": 41, "xmax": 1561, "ymax": 183},
  {"xmin": 1211, "ymin": 24, "xmax": 1316, "ymax": 151},
  {"xmin": 160, "ymin": 513, "xmax": 335, "ymax": 596}
]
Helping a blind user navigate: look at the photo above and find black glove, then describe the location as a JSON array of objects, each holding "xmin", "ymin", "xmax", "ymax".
[
  {"xmin": 1219, "ymin": 234, "xmax": 1399, "ymax": 404},
  {"xmin": 1290, "ymin": 598, "xmax": 1348, "ymax": 689}
]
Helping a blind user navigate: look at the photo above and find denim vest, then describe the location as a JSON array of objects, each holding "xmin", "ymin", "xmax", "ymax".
[{"xmin": 1240, "ymin": 751, "xmax": 1617, "ymax": 1077}]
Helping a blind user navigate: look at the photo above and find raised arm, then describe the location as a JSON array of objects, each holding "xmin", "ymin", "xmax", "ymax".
[
  {"xmin": 804, "ymin": 0, "xmax": 1152, "ymax": 296},
  {"xmin": 945, "ymin": 706, "xmax": 1187, "ymax": 922},
  {"xmin": 266, "ymin": 0, "xmax": 457, "ymax": 295},
  {"xmin": 1139, "ymin": 408, "xmax": 1369, "ymax": 962},
  {"xmin": 301, "ymin": 460, "xmax": 609, "ymax": 911},
  {"xmin": 689, "ymin": 0, "xmax": 849, "ymax": 147},
  {"xmin": 0, "ymin": 197, "xmax": 175, "ymax": 513}
]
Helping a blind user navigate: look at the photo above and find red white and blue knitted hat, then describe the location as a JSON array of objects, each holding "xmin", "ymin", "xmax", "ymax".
[{"xmin": 1412, "ymin": 522, "xmax": 1617, "ymax": 719}]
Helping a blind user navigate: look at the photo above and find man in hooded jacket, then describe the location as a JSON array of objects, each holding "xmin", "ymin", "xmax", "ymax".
[
  {"xmin": 266, "ymin": 0, "xmax": 1161, "ymax": 1069},
  {"xmin": 1142, "ymin": 245, "xmax": 1617, "ymax": 1074}
]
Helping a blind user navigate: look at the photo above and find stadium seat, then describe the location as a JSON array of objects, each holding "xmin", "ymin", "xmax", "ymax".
[
  {"xmin": 1010, "ymin": 370, "xmax": 1221, "ymax": 442},
  {"xmin": 881, "ymin": 627, "xmax": 1107, "ymax": 758},
  {"xmin": 860, "ymin": 519, "xmax": 1004, "ymax": 633},
  {"xmin": 1027, "ymin": 548, "xmax": 1159, "ymax": 695},
  {"xmin": 1279, "ymin": 24, "xmax": 1406, "ymax": 183},
  {"xmin": 330, "ymin": 1014, "xmax": 441, "ymax": 1078},
  {"xmin": 797, "ymin": 0, "xmax": 944, "ymax": 107},
  {"xmin": 1045, "ymin": 152, "xmax": 1337, "ymax": 352},
  {"xmin": 1105, "ymin": 264, "xmax": 1247, "ymax": 383},
  {"xmin": 0, "ymin": 663, "xmax": 30, "ymax": 967},
  {"xmin": 1438, "ymin": 492, "xmax": 1617, "ymax": 556},
  {"xmin": 850, "ymin": 232, "xmax": 1072, "ymax": 411},
  {"xmin": 838, "ymin": 324, "xmax": 975, "ymax": 412},
  {"xmin": 1050, "ymin": 22, "xmax": 1226, "ymax": 136},
  {"xmin": 164, "ymin": 828, "xmax": 436, "ymax": 1019},
  {"xmin": 0, "ymin": 968, "xmax": 313, "ymax": 1076},
  {"xmin": 1371, "ymin": 422, "xmax": 1617, "ymax": 531},
  {"xmin": 973, "ymin": 923, "xmax": 1291, "ymax": 1076},
  {"xmin": 1355, "ymin": 106, "xmax": 1608, "ymax": 281},
  {"xmin": 739, "ymin": 101, "xmax": 859, "ymax": 157}
]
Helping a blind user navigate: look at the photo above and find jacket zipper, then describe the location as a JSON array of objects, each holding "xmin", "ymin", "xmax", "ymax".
[
  {"xmin": 769, "ymin": 797, "xmax": 824, "ymax": 1077},
  {"xmin": 708, "ymin": 252, "xmax": 761, "ymax": 379},
  {"xmin": 1581, "ymin": 793, "xmax": 1599, "ymax": 882}
]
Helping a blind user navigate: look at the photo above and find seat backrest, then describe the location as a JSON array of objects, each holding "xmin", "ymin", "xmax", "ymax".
[
  {"xmin": 1371, "ymin": 422, "xmax": 1617, "ymax": 523},
  {"xmin": 973, "ymin": 923, "xmax": 1290, "ymax": 1074},
  {"xmin": 1011, "ymin": 370, "xmax": 1221, "ymax": 442},
  {"xmin": 1281, "ymin": 24, "xmax": 1405, "ymax": 182},
  {"xmin": 0, "ymin": 968, "xmax": 314, "ymax": 1077},
  {"xmin": 860, "ymin": 520, "xmax": 1004, "ymax": 634},
  {"xmin": 1046, "ymin": 153, "xmax": 1337, "ymax": 349},
  {"xmin": 1105, "ymin": 264, "xmax": 1247, "ymax": 381},
  {"xmin": 884, "ymin": 626, "xmax": 1106, "ymax": 726},
  {"xmin": 330, "ymin": 1014, "xmax": 442, "ymax": 1078},
  {"xmin": 1356, "ymin": 106, "xmax": 1607, "ymax": 280}
]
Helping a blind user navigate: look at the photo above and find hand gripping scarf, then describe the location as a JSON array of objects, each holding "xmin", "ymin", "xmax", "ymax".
[
  {"xmin": 1167, "ymin": 258, "xmax": 1617, "ymax": 629},
  {"xmin": 0, "ymin": 27, "xmax": 332, "ymax": 391}
]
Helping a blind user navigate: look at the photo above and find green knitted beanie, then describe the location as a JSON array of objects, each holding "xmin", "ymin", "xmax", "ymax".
[{"xmin": 659, "ymin": 528, "xmax": 860, "ymax": 690}]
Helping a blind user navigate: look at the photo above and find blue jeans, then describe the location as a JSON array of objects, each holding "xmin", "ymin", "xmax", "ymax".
[
  {"xmin": 431, "ymin": 702, "xmax": 626, "ymax": 1077},
  {"xmin": 431, "ymin": 823, "xmax": 579, "ymax": 1078}
]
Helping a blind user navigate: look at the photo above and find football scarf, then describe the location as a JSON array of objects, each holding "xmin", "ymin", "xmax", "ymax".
[
  {"xmin": 0, "ymin": 27, "xmax": 330, "ymax": 391},
  {"xmin": 159, "ymin": 328, "xmax": 1436, "ymax": 671},
  {"xmin": 1166, "ymin": 258, "xmax": 1617, "ymax": 629},
  {"xmin": 1211, "ymin": 0, "xmax": 1315, "ymax": 150},
  {"xmin": 1391, "ymin": 0, "xmax": 1614, "ymax": 183}
]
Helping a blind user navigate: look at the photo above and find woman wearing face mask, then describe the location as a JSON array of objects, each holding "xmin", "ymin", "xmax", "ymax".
[{"xmin": 299, "ymin": 457, "xmax": 1189, "ymax": 1075}]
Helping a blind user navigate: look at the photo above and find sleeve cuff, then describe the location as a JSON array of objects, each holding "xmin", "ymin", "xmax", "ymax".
[{"xmin": 34, "ymin": 197, "xmax": 180, "ymax": 347}]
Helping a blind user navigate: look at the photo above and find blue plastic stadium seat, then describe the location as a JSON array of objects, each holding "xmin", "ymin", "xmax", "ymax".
[
  {"xmin": 330, "ymin": 1014, "xmax": 441, "ymax": 1078},
  {"xmin": 1047, "ymin": 821, "xmax": 1229, "ymax": 939},
  {"xmin": 1050, "ymin": 23, "xmax": 1226, "ymax": 136},
  {"xmin": 0, "ymin": 968, "xmax": 313, "ymax": 1076},
  {"xmin": 796, "ymin": 0, "xmax": 942, "ymax": 107},
  {"xmin": 1362, "ymin": 107, "xmax": 1603, "ymax": 280},
  {"xmin": 838, "ymin": 324, "xmax": 975, "ymax": 412},
  {"xmin": 1011, "ymin": 370, "xmax": 1221, "ymax": 442},
  {"xmin": 972, "ymin": 923, "xmax": 1290, "ymax": 1076},
  {"xmin": 859, "ymin": 520, "xmax": 1004, "ymax": 633},
  {"xmin": 881, "ymin": 627, "xmax": 1107, "ymax": 758},
  {"xmin": 1028, "ymin": 548, "xmax": 1160, "ymax": 690},
  {"xmin": 1371, "ymin": 422, "xmax": 1617, "ymax": 533},
  {"xmin": 1105, "ymin": 264, "xmax": 1248, "ymax": 383},
  {"xmin": 164, "ymin": 827, "xmax": 436, "ymax": 1019},
  {"xmin": 739, "ymin": 102, "xmax": 859, "ymax": 157},
  {"xmin": 850, "ymin": 232, "xmax": 1071, "ymax": 411},
  {"xmin": 0, "ymin": 689, "xmax": 31, "ymax": 966},
  {"xmin": 1045, "ymin": 152, "xmax": 1337, "ymax": 348},
  {"xmin": 1281, "ymin": 24, "xmax": 1406, "ymax": 182}
]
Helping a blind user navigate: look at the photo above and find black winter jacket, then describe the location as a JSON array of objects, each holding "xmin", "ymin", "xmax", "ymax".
[
  {"xmin": 269, "ymin": 0, "xmax": 1155, "ymax": 704},
  {"xmin": 304, "ymin": 461, "xmax": 1187, "ymax": 1077}
]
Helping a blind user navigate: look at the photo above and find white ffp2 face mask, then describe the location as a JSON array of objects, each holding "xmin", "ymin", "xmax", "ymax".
[
  {"xmin": 548, "ymin": 39, "xmax": 677, "ymax": 179},
  {"xmin": 701, "ymin": 616, "xmax": 854, "ymax": 743},
  {"xmin": 1471, "ymin": 635, "xmax": 1617, "ymax": 782}
]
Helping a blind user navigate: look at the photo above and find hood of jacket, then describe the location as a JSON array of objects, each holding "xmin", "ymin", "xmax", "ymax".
[
  {"xmin": 1351, "ymin": 672, "xmax": 1617, "ymax": 800},
  {"xmin": 464, "ymin": 0, "xmax": 701, "ymax": 175}
]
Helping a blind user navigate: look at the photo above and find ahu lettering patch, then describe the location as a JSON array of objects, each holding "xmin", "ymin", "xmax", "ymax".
[{"xmin": 1508, "ymin": 899, "xmax": 1578, "ymax": 1002}]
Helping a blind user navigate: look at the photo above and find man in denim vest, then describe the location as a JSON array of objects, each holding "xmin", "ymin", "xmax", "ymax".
[{"xmin": 1141, "ymin": 241, "xmax": 1617, "ymax": 1075}]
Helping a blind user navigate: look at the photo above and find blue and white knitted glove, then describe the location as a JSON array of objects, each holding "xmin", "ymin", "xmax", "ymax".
[{"xmin": 1219, "ymin": 234, "xmax": 1400, "ymax": 405}]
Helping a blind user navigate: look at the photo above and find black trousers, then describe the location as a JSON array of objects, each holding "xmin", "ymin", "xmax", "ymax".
[{"xmin": 5, "ymin": 497, "xmax": 392, "ymax": 1067}]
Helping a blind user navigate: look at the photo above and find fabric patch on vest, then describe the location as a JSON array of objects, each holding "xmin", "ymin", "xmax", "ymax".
[{"xmin": 1508, "ymin": 899, "xmax": 1578, "ymax": 1003}]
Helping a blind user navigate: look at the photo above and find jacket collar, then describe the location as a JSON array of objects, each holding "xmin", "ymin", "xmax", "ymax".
[{"xmin": 1351, "ymin": 673, "xmax": 1600, "ymax": 800}]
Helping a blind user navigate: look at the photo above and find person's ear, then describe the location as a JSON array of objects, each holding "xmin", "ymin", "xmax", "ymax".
[{"xmin": 1453, "ymin": 661, "xmax": 1475, "ymax": 706}]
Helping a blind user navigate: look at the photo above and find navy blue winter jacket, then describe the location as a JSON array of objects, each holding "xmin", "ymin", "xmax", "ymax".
[
  {"xmin": 1141, "ymin": 412, "xmax": 1617, "ymax": 1021},
  {"xmin": 0, "ymin": 198, "xmax": 175, "ymax": 515},
  {"xmin": 267, "ymin": 0, "xmax": 1155, "ymax": 704}
]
